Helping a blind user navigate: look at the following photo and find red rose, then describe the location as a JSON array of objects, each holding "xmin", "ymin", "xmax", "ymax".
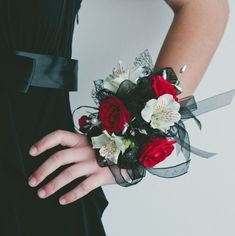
[
  {"xmin": 150, "ymin": 75, "xmax": 179, "ymax": 102},
  {"xmin": 78, "ymin": 115, "xmax": 89, "ymax": 129},
  {"xmin": 98, "ymin": 96, "xmax": 132, "ymax": 132},
  {"xmin": 139, "ymin": 137, "xmax": 176, "ymax": 168}
]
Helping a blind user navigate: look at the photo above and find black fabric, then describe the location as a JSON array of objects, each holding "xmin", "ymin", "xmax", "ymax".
[
  {"xmin": 0, "ymin": 50, "xmax": 79, "ymax": 93},
  {"xmin": 0, "ymin": 0, "xmax": 109, "ymax": 235}
]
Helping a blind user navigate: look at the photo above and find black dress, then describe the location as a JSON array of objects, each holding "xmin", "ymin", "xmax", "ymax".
[{"xmin": 0, "ymin": 0, "xmax": 109, "ymax": 235}]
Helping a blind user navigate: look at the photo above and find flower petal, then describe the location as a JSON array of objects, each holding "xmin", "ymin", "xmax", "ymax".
[
  {"xmin": 91, "ymin": 134, "xmax": 109, "ymax": 149},
  {"xmin": 141, "ymin": 99, "xmax": 157, "ymax": 123},
  {"xmin": 103, "ymin": 77, "xmax": 119, "ymax": 93},
  {"xmin": 145, "ymin": 94, "xmax": 181, "ymax": 132},
  {"xmin": 129, "ymin": 66, "xmax": 145, "ymax": 83}
]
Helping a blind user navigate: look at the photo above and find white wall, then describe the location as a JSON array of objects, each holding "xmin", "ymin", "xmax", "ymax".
[{"xmin": 70, "ymin": 1, "xmax": 235, "ymax": 235}]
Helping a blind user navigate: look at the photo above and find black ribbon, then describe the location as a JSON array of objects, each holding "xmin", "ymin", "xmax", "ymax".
[
  {"xmin": 144, "ymin": 90, "xmax": 235, "ymax": 180},
  {"xmin": 72, "ymin": 63, "xmax": 235, "ymax": 187},
  {"xmin": 0, "ymin": 49, "xmax": 79, "ymax": 93},
  {"xmin": 73, "ymin": 89, "xmax": 235, "ymax": 187}
]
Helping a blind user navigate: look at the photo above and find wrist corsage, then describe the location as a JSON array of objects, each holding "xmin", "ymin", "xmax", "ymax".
[{"xmin": 72, "ymin": 49, "xmax": 235, "ymax": 187}]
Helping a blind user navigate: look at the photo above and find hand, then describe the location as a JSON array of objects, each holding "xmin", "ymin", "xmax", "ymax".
[{"xmin": 27, "ymin": 129, "xmax": 116, "ymax": 205}]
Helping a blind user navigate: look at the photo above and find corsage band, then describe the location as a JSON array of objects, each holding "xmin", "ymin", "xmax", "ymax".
[
  {"xmin": 0, "ymin": 49, "xmax": 79, "ymax": 93},
  {"xmin": 73, "ymin": 49, "xmax": 235, "ymax": 187}
]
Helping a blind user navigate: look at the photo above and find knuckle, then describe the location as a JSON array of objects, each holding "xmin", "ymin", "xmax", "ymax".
[
  {"xmin": 75, "ymin": 133, "xmax": 88, "ymax": 145},
  {"xmin": 88, "ymin": 156, "xmax": 98, "ymax": 169},
  {"xmin": 67, "ymin": 191, "xmax": 78, "ymax": 202},
  {"xmin": 52, "ymin": 150, "xmax": 65, "ymax": 163},
  {"xmin": 45, "ymin": 181, "xmax": 57, "ymax": 194},
  {"xmin": 63, "ymin": 168, "xmax": 75, "ymax": 180},
  {"xmin": 34, "ymin": 141, "xmax": 44, "ymax": 151},
  {"xmin": 55, "ymin": 129, "xmax": 63, "ymax": 135},
  {"xmin": 79, "ymin": 181, "xmax": 90, "ymax": 193},
  {"xmin": 91, "ymin": 154, "xmax": 98, "ymax": 164},
  {"xmin": 83, "ymin": 146, "xmax": 95, "ymax": 160},
  {"xmin": 72, "ymin": 191, "xmax": 79, "ymax": 200},
  {"xmin": 87, "ymin": 146, "xmax": 95, "ymax": 156},
  {"xmin": 34, "ymin": 166, "xmax": 46, "ymax": 181},
  {"xmin": 52, "ymin": 129, "xmax": 63, "ymax": 140},
  {"xmin": 54, "ymin": 129, "xmax": 65, "ymax": 137},
  {"xmin": 80, "ymin": 134, "xmax": 88, "ymax": 142}
]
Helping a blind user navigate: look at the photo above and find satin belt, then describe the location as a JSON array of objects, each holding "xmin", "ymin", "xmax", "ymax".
[{"xmin": 0, "ymin": 49, "xmax": 78, "ymax": 93}]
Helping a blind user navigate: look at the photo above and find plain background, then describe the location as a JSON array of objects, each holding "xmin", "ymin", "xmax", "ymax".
[{"xmin": 70, "ymin": 1, "xmax": 235, "ymax": 235}]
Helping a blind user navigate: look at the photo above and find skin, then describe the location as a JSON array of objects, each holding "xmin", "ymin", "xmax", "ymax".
[
  {"xmin": 156, "ymin": 0, "xmax": 230, "ymax": 99},
  {"xmin": 28, "ymin": 0, "xmax": 230, "ymax": 205}
]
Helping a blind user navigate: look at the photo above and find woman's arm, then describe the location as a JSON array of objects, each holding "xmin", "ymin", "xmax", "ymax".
[
  {"xmin": 27, "ymin": 1, "xmax": 230, "ymax": 205},
  {"xmin": 154, "ymin": 0, "xmax": 230, "ymax": 100}
]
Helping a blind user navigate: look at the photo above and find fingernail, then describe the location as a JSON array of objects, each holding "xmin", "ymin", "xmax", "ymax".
[
  {"xmin": 29, "ymin": 146, "xmax": 37, "ymax": 156},
  {"xmin": 38, "ymin": 189, "xmax": 46, "ymax": 198},
  {"xmin": 59, "ymin": 198, "xmax": 67, "ymax": 205},
  {"xmin": 28, "ymin": 176, "xmax": 37, "ymax": 187}
]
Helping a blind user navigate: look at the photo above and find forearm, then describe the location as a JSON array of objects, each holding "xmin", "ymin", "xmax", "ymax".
[{"xmin": 154, "ymin": 0, "xmax": 230, "ymax": 100}]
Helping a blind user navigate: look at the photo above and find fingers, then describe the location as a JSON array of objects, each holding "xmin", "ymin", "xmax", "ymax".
[
  {"xmin": 29, "ymin": 129, "xmax": 88, "ymax": 156},
  {"xmin": 28, "ymin": 146, "xmax": 96, "ymax": 187},
  {"xmin": 58, "ymin": 173, "xmax": 105, "ymax": 205},
  {"xmin": 37, "ymin": 159, "xmax": 97, "ymax": 199}
]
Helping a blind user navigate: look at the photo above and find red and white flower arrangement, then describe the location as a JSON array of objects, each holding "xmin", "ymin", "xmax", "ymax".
[{"xmin": 72, "ymin": 49, "xmax": 235, "ymax": 187}]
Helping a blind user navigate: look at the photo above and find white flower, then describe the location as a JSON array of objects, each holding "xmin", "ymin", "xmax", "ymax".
[
  {"xmin": 91, "ymin": 130, "xmax": 130, "ymax": 164},
  {"xmin": 141, "ymin": 94, "xmax": 181, "ymax": 133},
  {"xmin": 103, "ymin": 60, "xmax": 145, "ymax": 93}
]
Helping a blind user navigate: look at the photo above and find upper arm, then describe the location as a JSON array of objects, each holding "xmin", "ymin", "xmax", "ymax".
[{"xmin": 164, "ymin": 0, "xmax": 230, "ymax": 16}]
